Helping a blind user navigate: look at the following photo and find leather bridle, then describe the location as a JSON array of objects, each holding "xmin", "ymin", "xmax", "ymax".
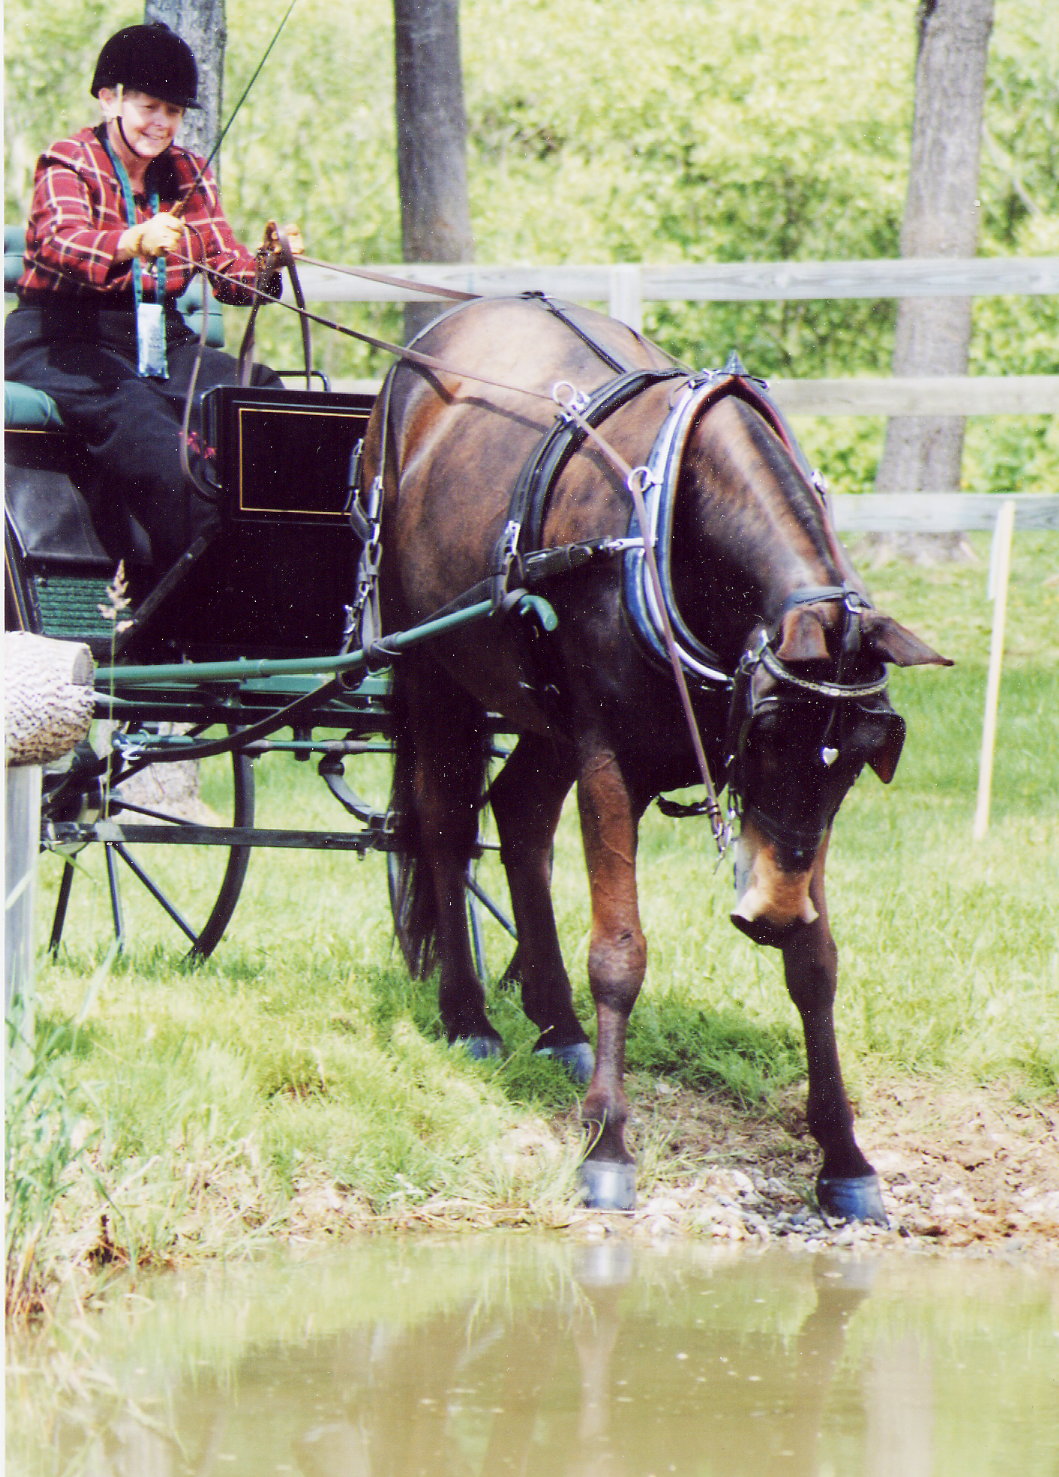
[{"xmin": 723, "ymin": 584, "xmax": 894, "ymax": 858}]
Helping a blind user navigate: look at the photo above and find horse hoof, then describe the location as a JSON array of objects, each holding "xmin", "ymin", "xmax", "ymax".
[
  {"xmin": 579, "ymin": 1159, "xmax": 637, "ymax": 1212},
  {"xmin": 535, "ymin": 1041, "xmax": 595, "ymax": 1085},
  {"xmin": 816, "ymin": 1173, "xmax": 889, "ymax": 1226},
  {"xmin": 457, "ymin": 1035, "xmax": 503, "ymax": 1062}
]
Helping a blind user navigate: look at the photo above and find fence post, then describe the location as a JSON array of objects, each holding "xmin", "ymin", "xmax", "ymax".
[
  {"xmin": 5, "ymin": 634, "xmax": 96, "ymax": 1067},
  {"xmin": 973, "ymin": 498, "xmax": 1017, "ymax": 840},
  {"xmin": 609, "ymin": 264, "xmax": 643, "ymax": 332}
]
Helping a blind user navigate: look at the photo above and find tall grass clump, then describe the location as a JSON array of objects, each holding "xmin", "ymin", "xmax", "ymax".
[{"xmin": 5, "ymin": 1011, "xmax": 101, "ymax": 1321}]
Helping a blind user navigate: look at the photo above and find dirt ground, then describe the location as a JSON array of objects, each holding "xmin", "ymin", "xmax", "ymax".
[
  {"xmin": 604, "ymin": 1075, "xmax": 1059, "ymax": 1260},
  {"xmin": 291, "ymin": 1077, "xmax": 1059, "ymax": 1264}
]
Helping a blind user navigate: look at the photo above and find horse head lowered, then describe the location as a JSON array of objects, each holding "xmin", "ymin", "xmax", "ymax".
[{"xmin": 362, "ymin": 294, "xmax": 950, "ymax": 1222}]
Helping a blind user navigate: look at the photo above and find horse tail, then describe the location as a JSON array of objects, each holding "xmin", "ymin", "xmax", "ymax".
[{"xmin": 388, "ymin": 657, "xmax": 490, "ymax": 979}]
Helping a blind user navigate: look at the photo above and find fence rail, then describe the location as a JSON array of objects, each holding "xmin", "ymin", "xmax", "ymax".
[
  {"xmin": 329, "ymin": 373, "xmax": 1059, "ymax": 417},
  {"xmin": 295, "ymin": 254, "xmax": 1059, "ymax": 418},
  {"xmin": 291, "ymin": 256, "xmax": 1059, "ymax": 312},
  {"xmin": 768, "ymin": 375, "xmax": 1059, "ymax": 417},
  {"xmin": 829, "ymin": 493, "xmax": 1058, "ymax": 533}
]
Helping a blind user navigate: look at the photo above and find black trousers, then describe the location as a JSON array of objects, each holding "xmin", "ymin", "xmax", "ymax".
[{"xmin": 5, "ymin": 302, "xmax": 281, "ymax": 568}]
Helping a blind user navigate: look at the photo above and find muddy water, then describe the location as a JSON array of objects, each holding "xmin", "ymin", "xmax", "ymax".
[{"xmin": 8, "ymin": 1238, "xmax": 1059, "ymax": 1477}]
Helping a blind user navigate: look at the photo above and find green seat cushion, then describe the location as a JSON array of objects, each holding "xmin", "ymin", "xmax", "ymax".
[{"xmin": 4, "ymin": 381, "xmax": 65, "ymax": 430}]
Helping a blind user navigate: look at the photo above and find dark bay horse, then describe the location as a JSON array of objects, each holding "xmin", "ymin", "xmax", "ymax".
[{"xmin": 362, "ymin": 294, "xmax": 949, "ymax": 1219}]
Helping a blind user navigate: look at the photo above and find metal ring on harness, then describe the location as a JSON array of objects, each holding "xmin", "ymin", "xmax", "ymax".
[
  {"xmin": 626, "ymin": 465, "xmax": 656, "ymax": 497},
  {"xmin": 552, "ymin": 380, "xmax": 589, "ymax": 416}
]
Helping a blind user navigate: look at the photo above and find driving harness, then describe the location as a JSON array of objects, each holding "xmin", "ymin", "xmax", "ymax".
[{"xmin": 351, "ymin": 294, "xmax": 892, "ymax": 844}]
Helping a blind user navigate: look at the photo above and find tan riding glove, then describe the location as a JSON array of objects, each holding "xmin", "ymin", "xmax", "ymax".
[{"xmin": 118, "ymin": 212, "xmax": 186, "ymax": 262}]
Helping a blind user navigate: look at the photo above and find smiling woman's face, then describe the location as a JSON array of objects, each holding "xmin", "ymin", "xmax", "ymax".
[{"xmin": 99, "ymin": 87, "xmax": 185, "ymax": 167}]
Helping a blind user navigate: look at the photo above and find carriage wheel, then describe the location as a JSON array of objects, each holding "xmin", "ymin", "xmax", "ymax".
[{"xmin": 43, "ymin": 726, "xmax": 255, "ymax": 963}]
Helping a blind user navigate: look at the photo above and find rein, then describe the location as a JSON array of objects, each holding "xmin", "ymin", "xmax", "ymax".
[
  {"xmin": 169, "ymin": 249, "xmax": 565, "ymax": 404},
  {"xmin": 545, "ymin": 381, "xmax": 732, "ymax": 851},
  {"xmin": 297, "ymin": 254, "xmax": 479, "ymax": 302}
]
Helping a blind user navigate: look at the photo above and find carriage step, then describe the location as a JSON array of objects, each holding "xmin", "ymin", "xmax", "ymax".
[{"xmin": 32, "ymin": 572, "xmax": 123, "ymax": 645}]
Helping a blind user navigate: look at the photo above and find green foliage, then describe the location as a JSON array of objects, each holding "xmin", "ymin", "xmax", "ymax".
[
  {"xmin": 4, "ymin": 0, "xmax": 1057, "ymax": 486},
  {"xmin": 5, "ymin": 1013, "xmax": 102, "ymax": 1320}
]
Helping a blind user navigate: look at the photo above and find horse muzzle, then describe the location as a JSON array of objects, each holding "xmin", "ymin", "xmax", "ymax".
[{"xmin": 729, "ymin": 823, "xmax": 819, "ymax": 948}]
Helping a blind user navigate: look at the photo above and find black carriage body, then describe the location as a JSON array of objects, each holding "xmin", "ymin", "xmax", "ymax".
[
  {"xmin": 150, "ymin": 385, "xmax": 374, "ymax": 662},
  {"xmin": 6, "ymin": 383, "xmax": 373, "ymax": 664}
]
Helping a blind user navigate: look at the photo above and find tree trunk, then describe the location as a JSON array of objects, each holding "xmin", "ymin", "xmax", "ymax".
[
  {"xmin": 870, "ymin": 0, "xmax": 994, "ymax": 564},
  {"xmin": 144, "ymin": 0, "xmax": 226, "ymax": 165},
  {"xmin": 393, "ymin": 0, "xmax": 474, "ymax": 341},
  {"xmin": 142, "ymin": 3, "xmax": 226, "ymax": 821}
]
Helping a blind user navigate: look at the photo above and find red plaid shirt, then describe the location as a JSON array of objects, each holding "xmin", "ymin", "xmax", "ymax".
[{"xmin": 18, "ymin": 125, "xmax": 270, "ymax": 306}]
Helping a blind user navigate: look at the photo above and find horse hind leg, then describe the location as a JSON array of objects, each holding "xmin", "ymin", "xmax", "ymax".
[
  {"xmin": 389, "ymin": 656, "xmax": 501, "ymax": 1056},
  {"xmin": 488, "ymin": 735, "xmax": 593, "ymax": 1084}
]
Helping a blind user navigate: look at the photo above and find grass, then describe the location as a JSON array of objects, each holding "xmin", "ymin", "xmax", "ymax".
[{"xmin": 6, "ymin": 533, "xmax": 1058, "ymax": 1320}]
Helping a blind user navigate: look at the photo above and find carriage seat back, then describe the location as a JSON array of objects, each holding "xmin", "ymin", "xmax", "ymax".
[{"xmin": 132, "ymin": 385, "xmax": 375, "ymax": 661}]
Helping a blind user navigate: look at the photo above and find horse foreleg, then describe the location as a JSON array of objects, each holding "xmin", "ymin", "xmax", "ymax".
[
  {"xmin": 488, "ymin": 736, "xmax": 593, "ymax": 1081},
  {"xmin": 780, "ymin": 838, "xmax": 887, "ymax": 1224},
  {"xmin": 576, "ymin": 750, "xmax": 647, "ymax": 1211}
]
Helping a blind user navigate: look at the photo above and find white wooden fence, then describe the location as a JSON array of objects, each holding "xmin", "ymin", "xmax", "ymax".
[
  {"xmin": 290, "ymin": 255, "xmax": 1059, "ymax": 422},
  {"xmin": 286, "ymin": 254, "xmax": 1058, "ymax": 834},
  {"xmin": 291, "ymin": 254, "xmax": 1059, "ymax": 313}
]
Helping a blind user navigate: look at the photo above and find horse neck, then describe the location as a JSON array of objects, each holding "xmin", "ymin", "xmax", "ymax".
[{"xmin": 672, "ymin": 397, "xmax": 851, "ymax": 662}]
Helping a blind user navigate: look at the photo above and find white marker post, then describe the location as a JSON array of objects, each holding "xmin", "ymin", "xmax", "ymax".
[{"xmin": 973, "ymin": 498, "xmax": 1017, "ymax": 840}]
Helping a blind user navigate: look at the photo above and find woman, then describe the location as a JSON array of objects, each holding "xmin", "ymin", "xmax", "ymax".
[{"xmin": 5, "ymin": 21, "xmax": 303, "ymax": 568}]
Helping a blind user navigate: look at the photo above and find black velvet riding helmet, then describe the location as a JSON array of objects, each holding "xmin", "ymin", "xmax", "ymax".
[{"xmin": 91, "ymin": 22, "xmax": 200, "ymax": 109}]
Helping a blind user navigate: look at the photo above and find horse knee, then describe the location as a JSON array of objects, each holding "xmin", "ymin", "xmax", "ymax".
[{"xmin": 588, "ymin": 928, "xmax": 646, "ymax": 1013}]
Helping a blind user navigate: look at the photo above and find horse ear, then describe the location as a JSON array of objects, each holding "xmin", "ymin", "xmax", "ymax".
[
  {"xmin": 867, "ymin": 712, "xmax": 906, "ymax": 783},
  {"xmin": 860, "ymin": 610, "xmax": 953, "ymax": 668},
  {"xmin": 775, "ymin": 608, "xmax": 830, "ymax": 662}
]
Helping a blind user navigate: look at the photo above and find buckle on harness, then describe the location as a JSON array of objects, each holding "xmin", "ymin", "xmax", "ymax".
[{"xmin": 491, "ymin": 518, "xmax": 523, "ymax": 610}]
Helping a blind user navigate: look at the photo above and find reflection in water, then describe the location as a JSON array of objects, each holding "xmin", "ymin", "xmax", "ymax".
[{"xmin": 9, "ymin": 1239, "xmax": 1059, "ymax": 1477}]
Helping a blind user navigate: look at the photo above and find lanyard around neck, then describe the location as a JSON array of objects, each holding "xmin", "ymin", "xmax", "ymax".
[{"xmin": 102, "ymin": 133, "xmax": 166, "ymax": 305}]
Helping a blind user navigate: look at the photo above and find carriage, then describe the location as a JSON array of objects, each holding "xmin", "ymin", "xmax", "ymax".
[
  {"xmin": 5, "ymin": 229, "xmax": 949, "ymax": 1217},
  {"xmin": 4, "ymin": 226, "xmax": 517, "ymax": 967}
]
